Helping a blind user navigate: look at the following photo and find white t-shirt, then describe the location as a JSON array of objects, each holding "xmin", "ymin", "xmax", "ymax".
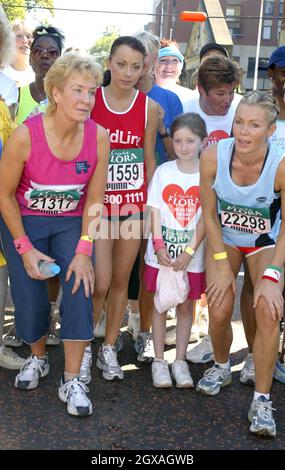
[
  {"xmin": 145, "ymin": 160, "xmax": 205, "ymax": 273},
  {"xmin": 269, "ymin": 120, "xmax": 285, "ymax": 151},
  {"xmin": 183, "ymin": 94, "xmax": 241, "ymax": 146},
  {"xmin": 0, "ymin": 71, "xmax": 18, "ymax": 106},
  {"xmin": 160, "ymin": 83, "xmax": 196, "ymax": 112},
  {"xmin": 3, "ymin": 65, "xmax": 34, "ymax": 88}
]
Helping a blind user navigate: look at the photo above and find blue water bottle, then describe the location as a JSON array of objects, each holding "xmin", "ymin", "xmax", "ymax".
[{"xmin": 38, "ymin": 260, "xmax": 60, "ymax": 278}]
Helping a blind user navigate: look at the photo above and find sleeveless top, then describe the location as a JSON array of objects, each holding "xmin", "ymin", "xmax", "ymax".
[
  {"xmin": 16, "ymin": 85, "xmax": 38, "ymax": 125},
  {"xmin": 213, "ymin": 138, "xmax": 284, "ymax": 247},
  {"xmin": 91, "ymin": 87, "xmax": 148, "ymax": 217},
  {"xmin": 16, "ymin": 114, "xmax": 98, "ymax": 217}
]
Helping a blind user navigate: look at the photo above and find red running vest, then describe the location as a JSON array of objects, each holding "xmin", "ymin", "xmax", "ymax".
[{"xmin": 91, "ymin": 87, "xmax": 148, "ymax": 217}]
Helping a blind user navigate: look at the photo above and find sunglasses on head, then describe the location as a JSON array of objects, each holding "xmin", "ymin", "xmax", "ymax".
[{"xmin": 31, "ymin": 46, "xmax": 60, "ymax": 59}]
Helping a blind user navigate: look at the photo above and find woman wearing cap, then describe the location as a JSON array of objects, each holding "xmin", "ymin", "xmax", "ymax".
[
  {"xmin": 155, "ymin": 42, "xmax": 195, "ymax": 111},
  {"xmin": 267, "ymin": 46, "xmax": 285, "ymax": 150}
]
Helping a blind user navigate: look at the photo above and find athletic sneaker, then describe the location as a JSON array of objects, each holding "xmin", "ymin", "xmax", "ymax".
[
  {"xmin": 3, "ymin": 323, "xmax": 23, "ymax": 348},
  {"xmin": 196, "ymin": 364, "xmax": 232, "ymax": 396},
  {"xmin": 152, "ymin": 359, "xmax": 173, "ymax": 388},
  {"xmin": 15, "ymin": 354, "xmax": 49, "ymax": 390},
  {"xmin": 96, "ymin": 344, "xmax": 124, "ymax": 380},
  {"xmin": 127, "ymin": 313, "xmax": 140, "ymax": 341},
  {"xmin": 134, "ymin": 332, "xmax": 154, "ymax": 362},
  {"xmin": 0, "ymin": 346, "xmax": 26, "ymax": 370},
  {"xmin": 114, "ymin": 331, "xmax": 123, "ymax": 353},
  {"xmin": 79, "ymin": 347, "xmax": 92, "ymax": 385},
  {"xmin": 165, "ymin": 326, "xmax": 199, "ymax": 346},
  {"xmin": 186, "ymin": 335, "xmax": 214, "ymax": 363},
  {"xmin": 248, "ymin": 396, "xmax": 276, "ymax": 438},
  {"xmin": 240, "ymin": 353, "xmax": 255, "ymax": 386},
  {"xmin": 171, "ymin": 360, "xmax": 194, "ymax": 388},
  {"xmin": 274, "ymin": 359, "xmax": 285, "ymax": 384},
  {"xmin": 58, "ymin": 377, "xmax": 92, "ymax": 416},
  {"xmin": 94, "ymin": 311, "xmax": 106, "ymax": 338}
]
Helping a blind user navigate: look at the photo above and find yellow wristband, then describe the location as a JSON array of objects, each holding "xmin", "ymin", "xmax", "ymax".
[
  {"xmin": 213, "ymin": 251, "xmax": 228, "ymax": 261},
  {"xmin": 185, "ymin": 246, "xmax": 195, "ymax": 257},
  {"xmin": 80, "ymin": 235, "xmax": 94, "ymax": 243}
]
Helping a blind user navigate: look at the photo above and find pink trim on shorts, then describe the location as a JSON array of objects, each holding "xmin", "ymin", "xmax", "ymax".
[{"xmin": 144, "ymin": 264, "xmax": 206, "ymax": 301}]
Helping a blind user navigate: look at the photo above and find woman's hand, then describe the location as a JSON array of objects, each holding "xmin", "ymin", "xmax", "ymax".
[
  {"xmin": 156, "ymin": 248, "xmax": 172, "ymax": 267},
  {"xmin": 206, "ymin": 262, "xmax": 236, "ymax": 307},
  {"xmin": 172, "ymin": 252, "xmax": 192, "ymax": 271},
  {"xmin": 254, "ymin": 279, "xmax": 284, "ymax": 321},
  {"xmin": 66, "ymin": 253, "xmax": 95, "ymax": 297},
  {"xmin": 22, "ymin": 248, "xmax": 55, "ymax": 280}
]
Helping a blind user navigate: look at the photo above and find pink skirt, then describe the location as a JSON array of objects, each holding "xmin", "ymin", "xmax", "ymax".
[{"xmin": 144, "ymin": 265, "xmax": 206, "ymax": 301}]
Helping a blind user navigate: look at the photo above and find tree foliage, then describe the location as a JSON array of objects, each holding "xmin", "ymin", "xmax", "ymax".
[
  {"xmin": 89, "ymin": 26, "xmax": 120, "ymax": 69},
  {"xmin": 1, "ymin": 0, "xmax": 54, "ymax": 21}
]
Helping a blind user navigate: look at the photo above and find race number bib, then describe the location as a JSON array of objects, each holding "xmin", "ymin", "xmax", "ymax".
[
  {"xmin": 220, "ymin": 199, "xmax": 271, "ymax": 234},
  {"xmin": 106, "ymin": 148, "xmax": 144, "ymax": 192},
  {"xmin": 162, "ymin": 225, "xmax": 194, "ymax": 260},
  {"xmin": 25, "ymin": 183, "xmax": 84, "ymax": 214}
]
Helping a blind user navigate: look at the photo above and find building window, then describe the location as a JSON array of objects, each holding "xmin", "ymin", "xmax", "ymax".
[
  {"xmin": 264, "ymin": 1, "xmax": 274, "ymax": 16},
  {"xmin": 247, "ymin": 57, "xmax": 268, "ymax": 79},
  {"xmin": 226, "ymin": 6, "xmax": 241, "ymax": 36},
  {"xmin": 280, "ymin": 1, "xmax": 284, "ymax": 15},
  {"xmin": 277, "ymin": 19, "xmax": 282, "ymax": 40},
  {"xmin": 263, "ymin": 20, "xmax": 272, "ymax": 39}
]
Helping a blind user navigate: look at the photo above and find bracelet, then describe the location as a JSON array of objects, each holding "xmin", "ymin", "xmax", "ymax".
[
  {"xmin": 265, "ymin": 264, "xmax": 282, "ymax": 273},
  {"xmin": 80, "ymin": 235, "xmax": 94, "ymax": 243},
  {"xmin": 75, "ymin": 239, "xmax": 93, "ymax": 257},
  {"xmin": 185, "ymin": 246, "xmax": 195, "ymax": 257},
  {"xmin": 213, "ymin": 251, "xmax": 228, "ymax": 261},
  {"xmin": 14, "ymin": 235, "xmax": 34, "ymax": 255},
  {"xmin": 262, "ymin": 267, "xmax": 281, "ymax": 283},
  {"xmin": 152, "ymin": 237, "xmax": 165, "ymax": 253}
]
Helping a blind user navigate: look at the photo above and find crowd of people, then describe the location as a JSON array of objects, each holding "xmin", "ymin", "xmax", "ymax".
[{"xmin": 0, "ymin": 6, "xmax": 284, "ymax": 438}]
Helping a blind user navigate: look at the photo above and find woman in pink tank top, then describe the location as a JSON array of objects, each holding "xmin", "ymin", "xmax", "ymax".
[{"xmin": 0, "ymin": 53, "xmax": 109, "ymax": 417}]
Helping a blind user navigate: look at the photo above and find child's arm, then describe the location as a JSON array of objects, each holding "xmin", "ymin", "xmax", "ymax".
[{"xmin": 150, "ymin": 206, "xmax": 172, "ymax": 266}]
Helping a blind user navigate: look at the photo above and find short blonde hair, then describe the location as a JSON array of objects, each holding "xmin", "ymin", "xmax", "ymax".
[
  {"xmin": 44, "ymin": 53, "xmax": 103, "ymax": 113},
  {"xmin": 0, "ymin": 7, "xmax": 15, "ymax": 66},
  {"xmin": 134, "ymin": 31, "xmax": 160, "ymax": 55},
  {"xmin": 239, "ymin": 90, "xmax": 280, "ymax": 126}
]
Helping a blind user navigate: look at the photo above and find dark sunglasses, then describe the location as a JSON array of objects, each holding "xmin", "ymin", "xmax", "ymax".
[{"xmin": 31, "ymin": 46, "xmax": 60, "ymax": 59}]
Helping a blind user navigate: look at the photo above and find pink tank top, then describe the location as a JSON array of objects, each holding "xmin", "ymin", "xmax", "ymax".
[{"xmin": 16, "ymin": 114, "xmax": 98, "ymax": 217}]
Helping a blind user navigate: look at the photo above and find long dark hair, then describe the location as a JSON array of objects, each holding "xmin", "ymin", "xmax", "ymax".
[{"xmin": 103, "ymin": 35, "xmax": 145, "ymax": 87}]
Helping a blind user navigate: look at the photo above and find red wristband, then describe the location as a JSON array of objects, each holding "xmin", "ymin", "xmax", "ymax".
[
  {"xmin": 261, "ymin": 275, "xmax": 279, "ymax": 284},
  {"xmin": 152, "ymin": 237, "xmax": 165, "ymax": 253},
  {"xmin": 75, "ymin": 239, "xmax": 93, "ymax": 257},
  {"xmin": 14, "ymin": 235, "xmax": 33, "ymax": 255}
]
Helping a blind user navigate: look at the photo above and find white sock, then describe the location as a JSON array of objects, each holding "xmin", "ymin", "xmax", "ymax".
[
  {"xmin": 215, "ymin": 360, "xmax": 230, "ymax": 369},
  {"xmin": 85, "ymin": 345, "xmax": 91, "ymax": 352},
  {"xmin": 254, "ymin": 391, "xmax": 270, "ymax": 401},
  {"xmin": 64, "ymin": 371, "xmax": 78, "ymax": 382}
]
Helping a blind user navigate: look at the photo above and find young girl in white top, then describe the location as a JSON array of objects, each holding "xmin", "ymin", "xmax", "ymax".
[{"xmin": 144, "ymin": 113, "xmax": 207, "ymax": 388}]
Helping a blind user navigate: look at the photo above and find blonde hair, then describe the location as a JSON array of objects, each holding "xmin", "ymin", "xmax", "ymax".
[
  {"xmin": 11, "ymin": 18, "xmax": 33, "ymax": 35},
  {"xmin": 134, "ymin": 31, "xmax": 160, "ymax": 55},
  {"xmin": 44, "ymin": 53, "xmax": 103, "ymax": 113},
  {"xmin": 0, "ymin": 7, "xmax": 15, "ymax": 66},
  {"xmin": 239, "ymin": 90, "xmax": 280, "ymax": 126}
]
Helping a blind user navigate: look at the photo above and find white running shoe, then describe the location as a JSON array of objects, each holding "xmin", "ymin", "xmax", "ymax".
[
  {"xmin": 152, "ymin": 359, "xmax": 173, "ymax": 388},
  {"xmin": 96, "ymin": 344, "xmax": 124, "ymax": 380},
  {"xmin": 127, "ymin": 313, "xmax": 140, "ymax": 341},
  {"xmin": 186, "ymin": 335, "xmax": 214, "ymax": 363},
  {"xmin": 94, "ymin": 311, "xmax": 106, "ymax": 338},
  {"xmin": 58, "ymin": 377, "xmax": 92, "ymax": 416},
  {"xmin": 15, "ymin": 354, "xmax": 49, "ymax": 390},
  {"xmin": 0, "ymin": 346, "xmax": 26, "ymax": 370},
  {"xmin": 240, "ymin": 353, "xmax": 255, "ymax": 386},
  {"xmin": 79, "ymin": 347, "xmax": 92, "ymax": 385},
  {"xmin": 172, "ymin": 360, "xmax": 194, "ymax": 388}
]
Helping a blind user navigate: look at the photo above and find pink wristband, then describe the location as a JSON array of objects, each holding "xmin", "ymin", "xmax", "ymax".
[
  {"xmin": 152, "ymin": 237, "xmax": 165, "ymax": 253},
  {"xmin": 75, "ymin": 239, "xmax": 93, "ymax": 257},
  {"xmin": 14, "ymin": 235, "xmax": 33, "ymax": 255}
]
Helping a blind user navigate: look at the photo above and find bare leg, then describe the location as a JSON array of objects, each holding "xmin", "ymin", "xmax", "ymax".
[
  {"xmin": 240, "ymin": 260, "xmax": 256, "ymax": 353},
  {"xmin": 176, "ymin": 299, "xmax": 193, "ymax": 360},
  {"xmin": 152, "ymin": 307, "xmax": 167, "ymax": 359},
  {"xmin": 64, "ymin": 340, "xmax": 89, "ymax": 375}
]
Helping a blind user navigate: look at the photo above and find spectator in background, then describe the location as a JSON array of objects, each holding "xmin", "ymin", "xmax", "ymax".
[
  {"xmin": 155, "ymin": 41, "xmax": 195, "ymax": 111},
  {"xmin": 3, "ymin": 19, "xmax": 34, "ymax": 88},
  {"xmin": 0, "ymin": 7, "xmax": 18, "ymax": 120},
  {"xmin": 267, "ymin": 45, "xmax": 285, "ymax": 150}
]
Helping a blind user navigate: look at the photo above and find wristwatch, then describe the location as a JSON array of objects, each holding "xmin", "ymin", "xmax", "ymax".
[{"xmin": 160, "ymin": 130, "xmax": 169, "ymax": 139}]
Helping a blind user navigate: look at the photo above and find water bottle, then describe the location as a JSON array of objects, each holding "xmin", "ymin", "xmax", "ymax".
[{"xmin": 38, "ymin": 260, "xmax": 60, "ymax": 278}]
